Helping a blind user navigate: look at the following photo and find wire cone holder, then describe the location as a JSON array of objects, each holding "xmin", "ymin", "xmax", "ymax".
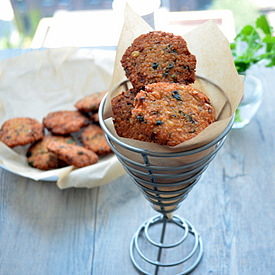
[{"xmin": 99, "ymin": 79, "xmax": 233, "ymax": 274}]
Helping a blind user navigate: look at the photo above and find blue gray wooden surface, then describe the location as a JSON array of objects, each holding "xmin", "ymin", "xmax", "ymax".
[{"xmin": 0, "ymin": 50, "xmax": 274, "ymax": 275}]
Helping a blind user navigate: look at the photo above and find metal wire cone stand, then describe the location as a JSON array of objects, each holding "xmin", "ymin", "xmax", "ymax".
[{"xmin": 99, "ymin": 79, "xmax": 233, "ymax": 275}]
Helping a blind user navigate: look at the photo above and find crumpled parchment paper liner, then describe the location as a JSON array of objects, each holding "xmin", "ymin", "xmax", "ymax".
[{"xmin": 0, "ymin": 47, "xmax": 125, "ymax": 188}]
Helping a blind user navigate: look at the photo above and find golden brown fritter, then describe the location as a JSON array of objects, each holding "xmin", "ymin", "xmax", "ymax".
[
  {"xmin": 0, "ymin": 117, "xmax": 43, "ymax": 148},
  {"xmin": 43, "ymin": 110, "xmax": 89, "ymax": 135},
  {"xmin": 81, "ymin": 125, "xmax": 111, "ymax": 156},
  {"xmin": 131, "ymin": 82, "xmax": 215, "ymax": 146},
  {"xmin": 90, "ymin": 113, "xmax": 99, "ymax": 123},
  {"xmin": 111, "ymin": 89, "xmax": 151, "ymax": 142},
  {"xmin": 47, "ymin": 141, "xmax": 98, "ymax": 168},
  {"xmin": 121, "ymin": 31, "xmax": 196, "ymax": 90},
  {"xmin": 75, "ymin": 91, "xmax": 106, "ymax": 113},
  {"xmin": 26, "ymin": 135, "xmax": 75, "ymax": 170}
]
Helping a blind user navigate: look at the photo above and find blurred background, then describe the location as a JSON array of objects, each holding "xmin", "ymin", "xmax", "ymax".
[{"xmin": 0, "ymin": 0, "xmax": 274, "ymax": 49}]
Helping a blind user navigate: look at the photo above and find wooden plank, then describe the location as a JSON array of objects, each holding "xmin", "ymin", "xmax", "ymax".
[{"xmin": 0, "ymin": 169, "xmax": 98, "ymax": 275}]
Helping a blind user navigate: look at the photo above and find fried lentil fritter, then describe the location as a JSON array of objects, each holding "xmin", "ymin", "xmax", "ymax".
[
  {"xmin": 81, "ymin": 125, "xmax": 111, "ymax": 156},
  {"xmin": 90, "ymin": 113, "xmax": 99, "ymax": 123},
  {"xmin": 47, "ymin": 141, "xmax": 98, "ymax": 168},
  {"xmin": 43, "ymin": 110, "xmax": 89, "ymax": 135},
  {"xmin": 121, "ymin": 31, "xmax": 196, "ymax": 90},
  {"xmin": 27, "ymin": 135, "xmax": 75, "ymax": 170},
  {"xmin": 75, "ymin": 91, "xmax": 106, "ymax": 113},
  {"xmin": 0, "ymin": 117, "xmax": 43, "ymax": 148},
  {"xmin": 131, "ymin": 82, "xmax": 215, "ymax": 146},
  {"xmin": 111, "ymin": 89, "xmax": 151, "ymax": 142}
]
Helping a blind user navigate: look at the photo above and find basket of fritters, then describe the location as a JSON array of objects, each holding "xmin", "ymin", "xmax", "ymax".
[
  {"xmin": 0, "ymin": 48, "xmax": 125, "ymax": 189},
  {"xmin": 100, "ymin": 5, "xmax": 243, "ymax": 212}
]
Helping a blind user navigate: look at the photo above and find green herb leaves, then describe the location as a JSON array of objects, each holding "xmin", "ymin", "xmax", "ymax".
[
  {"xmin": 231, "ymin": 15, "xmax": 275, "ymax": 73},
  {"xmin": 256, "ymin": 15, "xmax": 272, "ymax": 35}
]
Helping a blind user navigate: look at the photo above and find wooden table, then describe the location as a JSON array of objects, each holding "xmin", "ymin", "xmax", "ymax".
[{"xmin": 0, "ymin": 50, "xmax": 274, "ymax": 275}]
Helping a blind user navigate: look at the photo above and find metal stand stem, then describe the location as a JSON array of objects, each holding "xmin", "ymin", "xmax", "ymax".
[{"xmin": 155, "ymin": 216, "xmax": 166, "ymax": 275}]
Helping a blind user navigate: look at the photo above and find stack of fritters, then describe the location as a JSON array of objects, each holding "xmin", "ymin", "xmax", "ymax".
[{"xmin": 112, "ymin": 31, "xmax": 215, "ymax": 146}]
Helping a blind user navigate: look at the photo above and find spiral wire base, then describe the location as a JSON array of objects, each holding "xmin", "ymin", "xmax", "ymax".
[{"xmin": 130, "ymin": 215, "xmax": 203, "ymax": 275}]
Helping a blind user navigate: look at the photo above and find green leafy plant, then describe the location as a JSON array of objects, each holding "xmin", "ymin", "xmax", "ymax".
[
  {"xmin": 230, "ymin": 15, "xmax": 275, "ymax": 73},
  {"xmin": 231, "ymin": 15, "xmax": 275, "ymax": 124}
]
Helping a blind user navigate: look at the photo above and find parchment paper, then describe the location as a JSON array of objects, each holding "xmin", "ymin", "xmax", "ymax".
[{"xmin": 0, "ymin": 47, "xmax": 125, "ymax": 189}]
